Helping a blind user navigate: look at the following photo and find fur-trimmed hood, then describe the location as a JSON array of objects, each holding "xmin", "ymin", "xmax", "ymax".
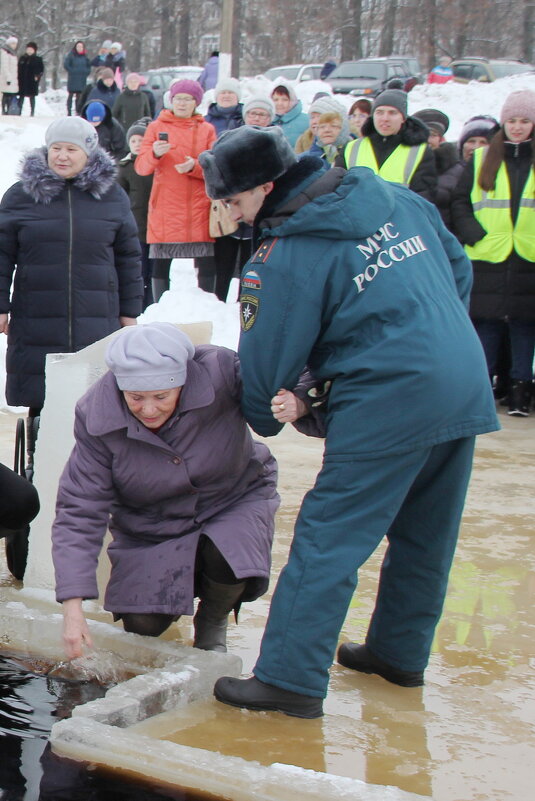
[
  {"xmin": 361, "ymin": 114, "xmax": 430, "ymax": 146},
  {"xmin": 19, "ymin": 145, "xmax": 117, "ymax": 204}
]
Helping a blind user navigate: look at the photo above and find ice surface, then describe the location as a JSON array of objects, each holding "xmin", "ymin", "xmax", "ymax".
[
  {"xmin": 51, "ymin": 715, "xmax": 428, "ymax": 801},
  {"xmin": 72, "ymin": 651, "xmax": 240, "ymax": 727},
  {"xmin": 0, "ymin": 602, "xmax": 240, "ymax": 680}
]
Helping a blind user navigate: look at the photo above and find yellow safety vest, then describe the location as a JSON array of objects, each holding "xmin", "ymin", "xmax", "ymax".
[
  {"xmin": 343, "ymin": 136, "xmax": 427, "ymax": 186},
  {"xmin": 465, "ymin": 146, "xmax": 535, "ymax": 263}
]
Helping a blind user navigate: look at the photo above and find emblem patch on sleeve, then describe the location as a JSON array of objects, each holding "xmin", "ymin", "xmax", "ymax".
[
  {"xmin": 240, "ymin": 293, "xmax": 259, "ymax": 331},
  {"xmin": 241, "ymin": 270, "xmax": 262, "ymax": 290}
]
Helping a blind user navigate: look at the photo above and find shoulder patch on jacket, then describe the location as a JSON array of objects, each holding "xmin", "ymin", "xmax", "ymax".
[
  {"xmin": 240, "ymin": 293, "xmax": 259, "ymax": 331},
  {"xmin": 251, "ymin": 237, "xmax": 278, "ymax": 264},
  {"xmin": 241, "ymin": 269, "xmax": 262, "ymax": 290}
]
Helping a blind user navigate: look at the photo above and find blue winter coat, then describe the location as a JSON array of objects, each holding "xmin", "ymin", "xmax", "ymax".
[
  {"xmin": 238, "ymin": 159, "xmax": 499, "ymax": 455},
  {"xmin": 273, "ymin": 100, "xmax": 310, "ymax": 148},
  {"xmin": 87, "ymin": 78, "xmax": 121, "ymax": 108},
  {"xmin": 63, "ymin": 50, "xmax": 91, "ymax": 93},
  {"xmin": 204, "ymin": 102, "xmax": 244, "ymax": 137},
  {"xmin": 52, "ymin": 347, "xmax": 279, "ymax": 615},
  {"xmin": 0, "ymin": 147, "xmax": 143, "ymax": 408}
]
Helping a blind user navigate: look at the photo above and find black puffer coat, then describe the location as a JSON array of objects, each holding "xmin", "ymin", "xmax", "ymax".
[
  {"xmin": 337, "ymin": 115, "xmax": 437, "ymax": 201},
  {"xmin": 433, "ymin": 143, "xmax": 464, "ymax": 230},
  {"xmin": 451, "ymin": 139, "xmax": 535, "ymax": 321},
  {"xmin": 117, "ymin": 152, "xmax": 153, "ymax": 241},
  {"xmin": 0, "ymin": 147, "xmax": 143, "ymax": 408}
]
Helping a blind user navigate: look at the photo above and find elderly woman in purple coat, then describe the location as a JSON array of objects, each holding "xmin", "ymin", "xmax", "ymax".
[{"xmin": 52, "ymin": 323, "xmax": 279, "ymax": 659}]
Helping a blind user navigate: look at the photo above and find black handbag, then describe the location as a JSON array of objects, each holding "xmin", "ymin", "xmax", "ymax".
[{"xmin": 8, "ymin": 95, "xmax": 21, "ymax": 115}]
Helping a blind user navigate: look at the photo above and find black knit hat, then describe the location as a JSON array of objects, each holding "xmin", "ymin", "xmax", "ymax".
[
  {"xmin": 25, "ymin": 41, "xmax": 38, "ymax": 51},
  {"xmin": 372, "ymin": 89, "xmax": 408, "ymax": 118},
  {"xmin": 126, "ymin": 116, "xmax": 152, "ymax": 142},
  {"xmin": 199, "ymin": 126, "xmax": 298, "ymax": 199}
]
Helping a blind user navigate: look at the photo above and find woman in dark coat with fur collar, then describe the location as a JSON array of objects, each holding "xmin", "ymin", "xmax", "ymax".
[{"xmin": 0, "ymin": 117, "xmax": 143, "ymax": 417}]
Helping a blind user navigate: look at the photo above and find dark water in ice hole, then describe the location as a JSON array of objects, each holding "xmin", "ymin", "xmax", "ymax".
[{"xmin": 0, "ymin": 653, "xmax": 223, "ymax": 801}]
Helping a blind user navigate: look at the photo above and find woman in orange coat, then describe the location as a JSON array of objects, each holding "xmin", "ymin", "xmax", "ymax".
[{"xmin": 135, "ymin": 79, "xmax": 216, "ymax": 300}]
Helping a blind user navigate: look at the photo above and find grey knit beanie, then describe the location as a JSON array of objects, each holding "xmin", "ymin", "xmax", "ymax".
[
  {"xmin": 309, "ymin": 95, "xmax": 346, "ymax": 117},
  {"xmin": 105, "ymin": 323, "xmax": 195, "ymax": 391},
  {"xmin": 372, "ymin": 89, "xmax": 408, "ymax": 118},
  {"xmin": 45, "ymin": 117, "xmax": 99, "ymax": 155},
  {"xmin": 242, "ymin": 95, "xmax": 275, "ymax": 122},
  {"xmin": 126, "ymin": 116, "xmax": 152, "ymax": 143},
  {"xmin": 199, "ymin": 125, "xmax": 297, "ymax": 199}
]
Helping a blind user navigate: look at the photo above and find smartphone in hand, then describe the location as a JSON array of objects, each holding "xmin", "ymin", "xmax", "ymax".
[{"xmin": 158, "ymin": 132, "xmax": 169, "ymax": 141}]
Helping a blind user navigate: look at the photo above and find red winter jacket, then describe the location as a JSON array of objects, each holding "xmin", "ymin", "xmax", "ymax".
[{"xmin": 135, "ymin": 110, "xmax": 216, "ymax": 244}]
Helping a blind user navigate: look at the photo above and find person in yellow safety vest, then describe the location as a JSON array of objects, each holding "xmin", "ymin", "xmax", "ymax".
[
  {"xmin": 335, "ymin": 88, "xmax": 437, "ymax": 202},
  {"xmin": 451, "ymin": 89, "xmax": 535, "ymax": 417}
]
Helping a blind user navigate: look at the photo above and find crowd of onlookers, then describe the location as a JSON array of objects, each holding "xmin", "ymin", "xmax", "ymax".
[{"xmin": 0, "ymin": 36, "xmax": 533, "ymax": 418}]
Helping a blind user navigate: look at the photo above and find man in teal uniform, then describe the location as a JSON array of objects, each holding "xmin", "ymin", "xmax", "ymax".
[{"xmin": 199, "ymin": 127, "xmax": 499, "ymax": 719}]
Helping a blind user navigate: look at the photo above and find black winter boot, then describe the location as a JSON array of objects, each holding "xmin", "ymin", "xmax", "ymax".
[
  {"xmin": 337, "ymin": 642, "xmax": 424, "ymax": 687},
  {"xmin": 214, "ymin": 676, "xmax": 323, "ymax": 718},
  {"xmin": 507, "ymin": 380, "xmax": 531, "ymax": 417},
  {"xmin": 193, "ymin": 576, "xmax": 246, "ymax": 652},
  {"xmin": 25, "ymin": 415, "xmax": 40, "ymax": 482}
]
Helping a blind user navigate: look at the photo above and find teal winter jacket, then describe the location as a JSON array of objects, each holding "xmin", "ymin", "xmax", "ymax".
[
  {"xmin": 273, "ymin": 100, "xmax": 310, "ymax": 148},
  {"xmin": 238, "ymin": 160, "xmax": 498, "ymax": 457}
]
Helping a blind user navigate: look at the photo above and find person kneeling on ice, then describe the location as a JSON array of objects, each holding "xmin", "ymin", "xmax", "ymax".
[
  {"xmin": 52, "ymin": 323, "xmax": 279, "ymax": 659},
  {"xmin": 198, "ymin": 126, "xmax": 499, "ymax": 718}
]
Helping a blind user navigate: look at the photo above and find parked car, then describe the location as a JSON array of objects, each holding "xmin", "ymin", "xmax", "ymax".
[
  {"xmin": 451, "ymin": 57, "xmax": 535, "ymax": 83},
  {"xmin": 140, "ymin": 66, "xmax": 203, "ymax": 113},
  {"xmin": 327, "ymin": 57, "xmax": 421, "ymax": 96},
  {"xmin": 264, "ymin": 64, "xmax": 323, "ymax": 82}
]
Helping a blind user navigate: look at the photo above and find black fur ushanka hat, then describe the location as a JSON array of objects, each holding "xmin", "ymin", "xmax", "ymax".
[{"xmin": 199, "ymin": 125, "xmax": 298, "ymax": 199}]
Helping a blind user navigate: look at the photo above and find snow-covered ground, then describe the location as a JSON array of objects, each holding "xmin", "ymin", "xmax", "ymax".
[{"xmin": 1, "ymin": 73, "xmax": 534, "ymax": 411}]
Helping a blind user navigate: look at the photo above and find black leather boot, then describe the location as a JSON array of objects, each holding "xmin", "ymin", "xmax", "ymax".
[
  {"xmin": 193, "ymin": 576, "xmax": 246, "ymax": 652},
  {"xmin": 337, "ymin": 642, "xmax": 424, "ymax": 687},
  {"xmin": 25, "ymin": 415, "xmax": 40, "ymax": 482},
  {"xmin": 214, "ymin": 676, "xmax": 323, "ymax": 718}
]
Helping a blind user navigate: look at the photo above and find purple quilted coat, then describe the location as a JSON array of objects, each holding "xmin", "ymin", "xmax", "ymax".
[{"xmin": 52, "ymin": 345, "xmax": 279, "ymax": 616}]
